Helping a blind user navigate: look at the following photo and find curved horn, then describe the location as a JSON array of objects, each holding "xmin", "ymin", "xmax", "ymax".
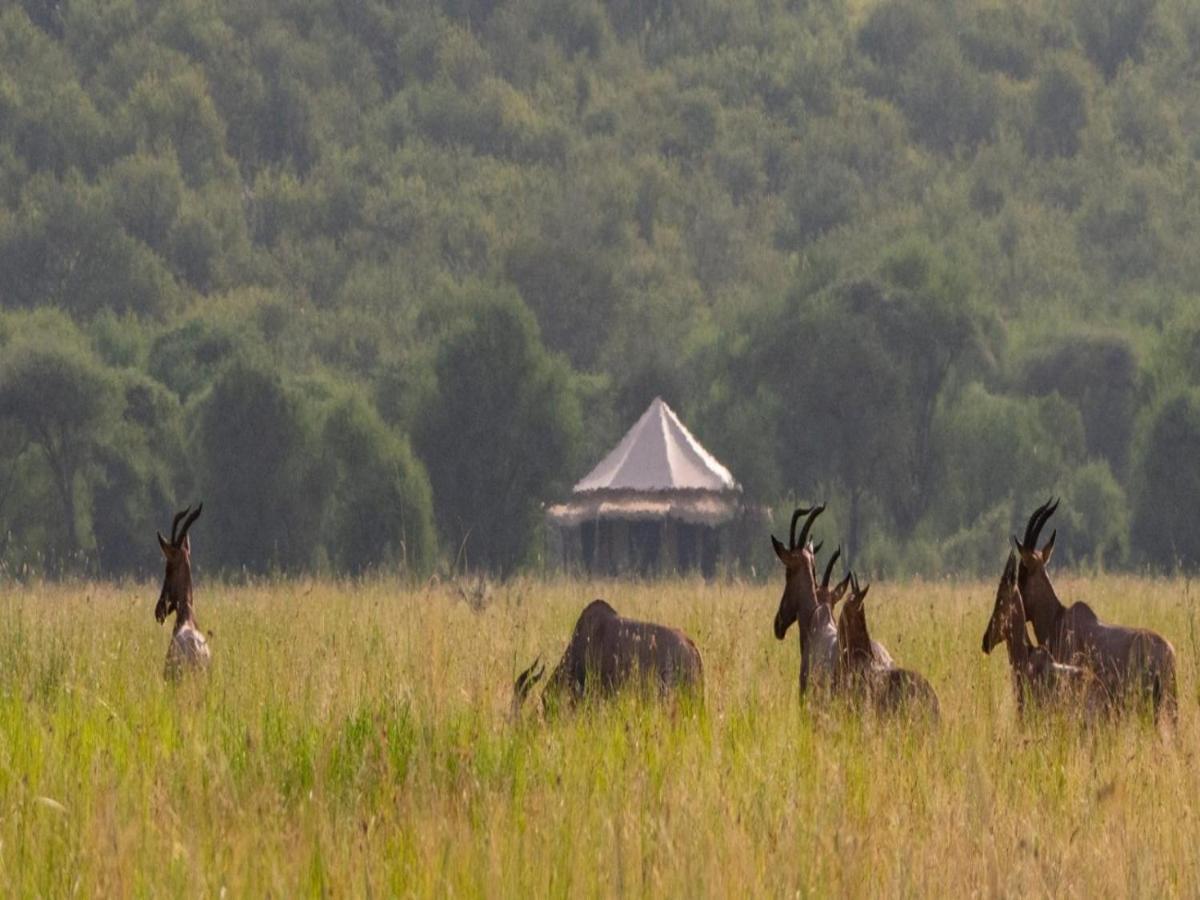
[
  {"xmin": 169, "ymin": 506, "xmax": 190, "ymax": 544},
  {"xmin": 796, "ymin": 504, "xmax": 825, "ymax": 550},
  {"xmin": 1031, "ymin": 499, "xmax": 1059, "ymax": 548},
  {"xmin": 822, "ymin": 545, "xmax": 842, "ymax": 588},
  {"xmin": 1002, "ymin": 550, "xmax": 1018, "ymax": 583},
  {"xmin": 789, "ymin": 507, "xmax": 811, "ymax": 550},
  {"xmin": 514, "ymin": 656, "xmax": 545, "ymax": 704},
  {"xmin": 176, "ymin": 503, "xmax": 203, "ymax": 546},
  {"xmin": 1022, "ymin": 497, "xmax": 1057, "ymax": 548},
  {"xmin": 1021, "ymin": 498, "xmax": 1050, "ymax": 547}
]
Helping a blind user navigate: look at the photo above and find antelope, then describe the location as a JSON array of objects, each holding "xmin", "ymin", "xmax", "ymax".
[
  {"xmin": 836, "ymin": 573, "xmax": 939, "ymax": 720},
  {"xmin": 981, "ymin": 551, "xmax": 1107, "ymax": 717},
  {"xmin": 818, "ymin": 545, "xmax": 894, "ymax": 669},
  {"xmin": 772, "ymin": 506, "xmax": 839, "ymax": 696},
  {"xmin": 155, "ymin": 504, "xmax": 211, "ymax": 680},
  {"xmin": 991, "ymin": 499, "xmax": 1177, "ymax": 721},
  {"xmin": 512, "ymin": 599, "xmax": 703, "ymax": 716}
]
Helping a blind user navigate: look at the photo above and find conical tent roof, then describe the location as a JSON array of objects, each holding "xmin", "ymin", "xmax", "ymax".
[{"xmin": 574, "ymin": 397, "xmax": 737, "ymax": 493}]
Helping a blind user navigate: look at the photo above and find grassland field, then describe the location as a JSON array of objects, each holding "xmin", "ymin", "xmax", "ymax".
[{"xmin": 1, "ymin": 574, "xmax": 1198, "ymax": 897}]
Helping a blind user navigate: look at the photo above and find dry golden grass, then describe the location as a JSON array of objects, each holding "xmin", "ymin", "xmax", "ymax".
[{"xmin": 0, "ymin": 574, "xmax": 1197, "ymax": 896}]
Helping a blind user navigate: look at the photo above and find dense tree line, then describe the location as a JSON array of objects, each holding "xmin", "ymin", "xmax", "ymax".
[{"xmin": 2, "ymin": 0, "xmax": 1200, "ymax": 577}]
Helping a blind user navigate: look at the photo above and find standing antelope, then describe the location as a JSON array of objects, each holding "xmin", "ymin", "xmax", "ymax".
[
  {"xmin": 994, "ymin": 499, "xmax": 1177, "ymax": 721},
  {"xmin": 155, "ymin": 504, "xmax": 211, "ymax": 679},
  {"xmin": 512, "ymin": 599, "xmax": 703, "ymax": 716},
  {"xmin": 818, "ymin": 545, "xmax": 894, "ymax": 669},
  {"xmin": 981, "ymin": 552, "xmax": 1107, "ymax": 718},
  {"xmin": 772, "ymin": 506, "xmax": 839, "ymax": 696},
  {"xmin": 836, "ymin": 573, "xmax": 939, "ymax": 720}
]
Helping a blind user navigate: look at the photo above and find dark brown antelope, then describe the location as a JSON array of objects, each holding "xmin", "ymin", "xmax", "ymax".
[
  {"xmin": 155, "ymin": 504, "xmax": 211, "ymax": 680},
  {"xmin": 992, "ymin": 499, "xmax": 1177, "ymax": 721},
  {"xmin": 836, "ymin": 573, "xmax": 939, "ymax": 720},
  {"xmin": 819, "ymin": 545, "xmax": 894, "ymax": 669},
  {"xmin": 772, "ymin": 506, "xmax": 839, "ymax": 696},
  {"xmin": 512, "ymin": 599, "xmax": 703, "ymax": 716},
  {"xmin": 981, "ymin": 552, "xmax": 1107, "ymax": 718}
]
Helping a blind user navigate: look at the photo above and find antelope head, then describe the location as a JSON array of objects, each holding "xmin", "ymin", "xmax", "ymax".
[
  {"xmin": 1013, "ymin": 497, "xmax": 1057, "ymax": 585},
  {"xmin": 155, "ymin": 504, "xmax": 202, "ymax": 625},
  {"xmin": 771, "ymin": 505, "xmax": 824, "ymax": 640},
  {"xmin": 981, "ymin": 551, "xmax": 1023, "ymax": 655},
  {"xmin": 816, "ymin": 545, "xmax": 851, "ymax": 609},
  {"xmin": 838, "ymin": 571, "xmax": 874, "ymax": 670},
  {"xmin": 511, "ymin": 656, "xmax": 546, "ymax": 718}
]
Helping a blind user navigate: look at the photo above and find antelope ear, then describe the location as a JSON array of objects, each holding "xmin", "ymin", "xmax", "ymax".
[
  {"xmin": 1041, "ymin": 529, "xmax": 1056, "ymax": 565},
  {"xmin": 157, "ymin": 532, "xmax": 171, "ymax": 556},
  {"xmin": 771, "ymin": 535, "xmax": 790, "ymax": 564},
  {"xmin": 858, "ymin": 583, "xmax": 870, "ymax": 602},
  {"xmin": 831, "ymin": 577, "xmax": 851, "ymax": 605},
  {"xmin": 1013, "ymin": 535, "xmax": 1035, "ymax": 564},
  {"xmin": 180, "ymin": 533, "xmax": 191, "ymax": 556}
]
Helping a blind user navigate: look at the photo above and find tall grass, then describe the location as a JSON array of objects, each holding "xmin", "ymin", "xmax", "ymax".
[{"xmin": 0, "ymin": 575, "xmax": 1195, "ymax": 896}]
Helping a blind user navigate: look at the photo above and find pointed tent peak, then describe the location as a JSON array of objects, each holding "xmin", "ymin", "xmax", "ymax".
[{"xmin": 573, "ymin": 397, "xmax": 739, "ymax": 494}]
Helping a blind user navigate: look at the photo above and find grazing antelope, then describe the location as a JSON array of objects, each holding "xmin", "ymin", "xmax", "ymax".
[
  {"xmin": 512, "ymin": 599, "xmax": 703, "ymax": 716},
  {"xmin": 155, "ymin": 504, "xmax": 211, "ymax": 680},
  {"xmin": 836, "ymin": 573, "xmax": 939, "ymax": 720},
  {"xmin": 981, "ymin": 552, "xmax": 1107, "ymax": 718},
  {"xmin": 994, "ymin": 499, "xmax": 1177, "ymax": 721},
  {"xmin": 772, "ymin": 506, "xmax": 839, "ymax": 696}
]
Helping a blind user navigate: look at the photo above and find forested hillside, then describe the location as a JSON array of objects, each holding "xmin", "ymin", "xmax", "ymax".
[{"xmin": 2, "ymin": 0, "xmax": 1200, "ymax": 577}]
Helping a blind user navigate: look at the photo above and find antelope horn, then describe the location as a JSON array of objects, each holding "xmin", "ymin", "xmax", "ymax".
[
  {"xmin": 789, "ymin": 507, "xmax": 811, "ymax": 551},
  {"xmin": 514, "ymin": 656, "xmax": 545, "ymax": 703},
  {"xmin": 176, "ymin": 503, "xmax": 203, "ymax": 546},
  {"xmin": 1023, "ymin": 497, "xmax": 1057, "ymax": 548},
  {"xmin": 1033, "ymin": 499, "xmax": 1060, "ymax": 547},
  {"xmin": 1021, "ymin": 498, "xmax": 1050, "ymax": 547},
  {"xmin": 796, "ymin": 504, "xmax": 825, "ymax": 550},
  {"xmin": 822, "ymin": 546, "xmax": 842, "ymax": 589},
  {"xmin": 169, "ymin": 506, "xmax": 190, "ymax": 544},
  {"xmin": 1002, "ymin": 550, "xmax": 1017, "ymax": 583}
]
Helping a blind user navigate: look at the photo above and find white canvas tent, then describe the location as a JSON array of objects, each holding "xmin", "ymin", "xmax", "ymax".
[{"xmin": 546, "ymin": 398, "xmax": 748, "ymax": 575}]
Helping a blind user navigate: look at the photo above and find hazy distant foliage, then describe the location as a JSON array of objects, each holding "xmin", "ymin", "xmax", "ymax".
[{"xmin": 1, "ymin": 0, "xmax": 1200, "ymax": 575}]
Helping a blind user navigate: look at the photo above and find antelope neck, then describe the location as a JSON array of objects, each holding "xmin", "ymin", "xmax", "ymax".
[
  {"xmin": 1002, "ymin": 601, "xmax": 1030, "ymax": 670},
  {"xmin": 170, "ymin": 573, "xmax": 196, "ymax": 633},
  {"xmin": 790, "ymin": 558, "xmax": 820, "ymax": 642},
  {"xmin": 1021, "ymin": 567, "xmax": 1063, "ymax": 647}
]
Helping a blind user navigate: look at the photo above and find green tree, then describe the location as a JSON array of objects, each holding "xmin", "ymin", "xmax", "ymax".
[
  {"xmin": 1060, "ymin": 461, "xmax": 1128, "ymax": 568},
  {"xmin": 101, "ymin": 152, "xmax": 185, "ymax": 252},
  {"xmin": 417, "ymin": 291, "xmax": 581, "ymax": 574},
  {"xmin": 930, "ymin": 384, "xmax": 1086, "ymax": 536},
  {"xmin": 148, "ymin": 318, "xmax": 247, "ymax": 402},
  {"xmin": 1028, "ymin": 63, "xmax": 1088, "ymax": 158},
  {"xmin": 0, "ymin": 329, "xmax": 119, "ymax": 557},
  {"xmin": 1072, "ymin": 0, "xmax": 1157, "ymax": 81},
  {"xmin": 1132, "ymin": 389, "xmax": 1200, "ymax": 570},
  {"xmin": 194, "ymin": 358, "xmax": 324, "ymax": 573},
  {"xmin": 1018, "ymin": 332, "xmax": 1138, "ymax": 474},
  {"xmin": 897, "ymin": 40, "xmax": 998, "ymax": 153},
  {"xmin": 320, "ymin": 394, "xmax": 436, "ymax": 575},
  {"xmin": 857, "ymin": 0, "xmax": 938, "ymax": 68},
  {"xmin": 91, "ymin": 372, "xmax": 186, "ymax": 574}
]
